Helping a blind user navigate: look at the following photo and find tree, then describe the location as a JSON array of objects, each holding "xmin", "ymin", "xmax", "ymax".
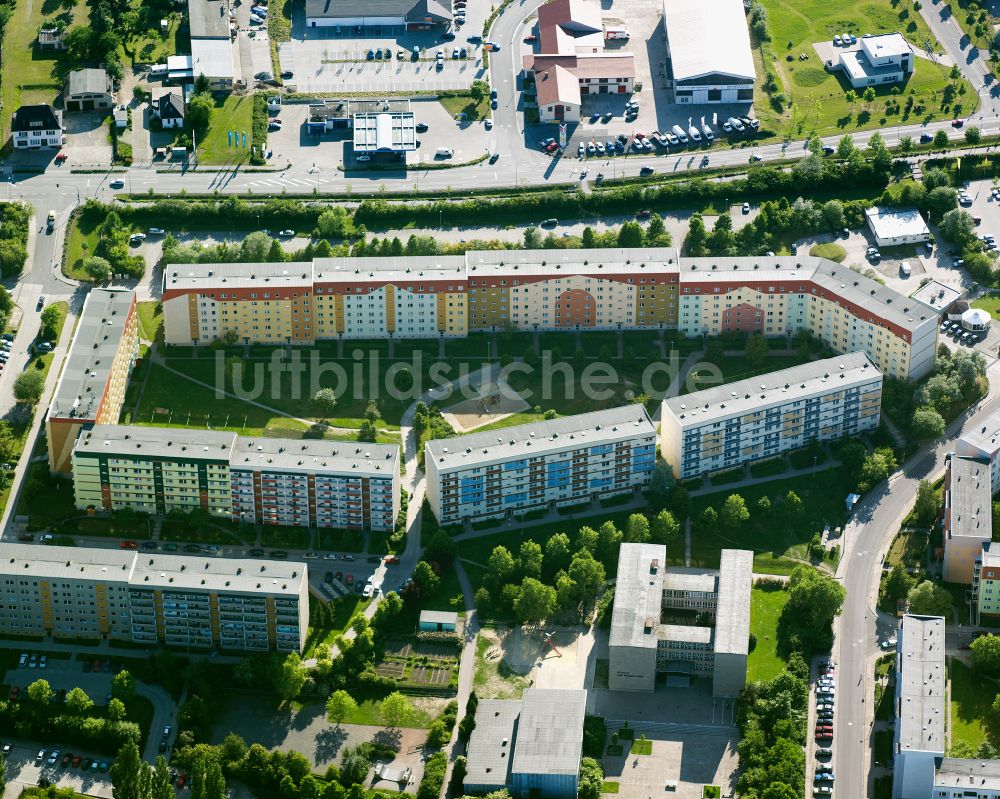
[
  {"xmin": 596, "ymin": 520, "xmax": 623, "ymax": 566},
  {"xmin": 514, "ymin": 577, "xmax": 557, "ymax": 624},
  {"xmin": 488, "ymin": 546, "xmax": 516, "ymax": 580},
  {"xmin": 907, "ymin": 580, "xmax": 953, "ymax": 617},
  {"xmin": 413, "ymin": 560, "xmax": 440, "ymax": 595},
  {"xmin": 941, "ymin": 209, "xmax": 976, "ymax": 244},
  {"xmin": 339, "ymin": 747, "xmax": 371, "ymax": 786},
  {"xmin": 544, "ymin": 532, "xmax": 571, "ymax": 576},
  {"xmin": 469, "ymin": 79, "xmax": 489, "ymax": 102},
  {"xmin": 379, "ymin": 691, "xmax": 413, "ymax": 729},
  {"xmin": 913, "ymin": 479, "xmax": 939, "ymax": 526},
  {"xmin": 934, "ymin": 129, "xmax": 950, "ymax": 148},
  {"xmin": 778, "ymin": 566, "xmax": 846, "ymax": 657},
  {"xmin": 111, "ymin": 740, "xmax": 142, "ymax": 799},
  {"xmin": 912, "ymin": 406, "xmax": 945, "ymax": 439},
  {"xmin": 567, "ymin": 550, "xmax": 606, "ymax": 602},
  {"xmin": 312, "ymin": 388, "xmax": 338, "ymax": 416},
  {"xmin": 696, "ymin": 506, "xmax": 718, "ymax": 533},
  {"xmin": 845, "ymin": 89, "xmax": 858, "ymax": 105},
  {"xmin": 518, "ymin": 540, "xmax": 543, "ymax": 579},
  {"xmin": 650, "ymin": 509, "xmax": 680, "ymax": 545},
  {"xmin": 27, "ymin": 678, "xmax": 53, "ymax": 704},
  {"xmin": 204, "ymin": 758, "xmax": 226, "ymax": 799},
  {"xmin": 13, "ymin": 370, "xmax": 45, "ymax": 405},
  {"xmin": 326, "ymin": 690, "xmax": 358, "ymax": 726},
  {"xmin": 277, "ymin": 651, "xmax": 307, "ymax": 700},
  {"xmin": 836, "ymin": 135, "xmax": 856, "ymax": 160},
  {"xmin": 881, "ymin": 562, "xmax": 916, "ymax": 606},
  {"xmin": 187, "ymin": 91, "xmax": 213, "ymax": 130},
  {"xmin": 684, "ymin": 213, "xmax": 708, "ymax": 256},
  {"xmin": 626, "ymin": 512, "xmax": 650, "ymax": 543},
  {"xmin": 970, "ymin": 634, "xmax": 1000, "ymax": 676},
  {"xmin": 108, "ymin": 697, "xmax": 127, "ymax": 721},
  {"xmin": 39, "ymin": 304, "xmax": 61, "ymax": 341},
  {"xmin": 578, "ymin": 757, "xmax": 604, "ymax": 799},
  {"xmin": 83, "ymin": 255, "xmax": 113, "ymax": 282},
  {"xmin": 966, "ymin": 126, "xmax": 983, "ymax": 144},
  {"xmin": 617, "ymin": 221, "xmax": 645, "ymax": 248},
  {"xmin": 744, "ymin": 332, "xmax": 769, "ymax": 369},
  {"xmin": 112, "ymin": 669, "xmax": 136, "ymax": 701},
  {"xmin": 65, "ymin": 686, "xmax": 93, "ymax": 714},
  {"xmin": 721, "ymin": 494, "xmax": 750, "ymax": 528}
]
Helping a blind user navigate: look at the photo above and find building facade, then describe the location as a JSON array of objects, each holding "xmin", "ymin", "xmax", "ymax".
[
  {"xmin": 46, "ymin": 289, "xmax": 139, "ymax": 474},
  {"xmin": 63, "ymin": 68, "xmax": 114, "ymax": 111},
  {"xmin": 973, "ymin": 542, "xmax": 1000, "ymax": 620},
  {"xmin": 661, "ymin": 352, "xmax": 883, "ymax": 479},
  {"xmin": 424, "ymin": 406, "xmax": 656, "ymax": 525},
  {"xmin": 957, "ymin": 407, "xmax": 1000, "ymax": 494},
  {"xmin": 161, "ymin": 250, "xmax": 937, "ymax": 381},
  {"xmin": 840, "ymin": 33, "xmax": 914, "ymax": 89},
  {"xmin": 942, "ymin": 454, "xmax": 992, "ymax": 584},
  {"xmin": 0, "ymin": 543, "xmax": 308, "ymax": 652},
  {"xmin": 72, "ymin": 425, "xmax": 400, "ymax": 532},
  {"xmin": 11, "ymin": 105, "xmax": 62, "ymax": 148},
  {"xmin": 608, "ymin": 543, "xmax": 752, "ymax": 696},
  {"xmin": 866, "ymin": 207, "xmax": 930, "ymax": 248}
]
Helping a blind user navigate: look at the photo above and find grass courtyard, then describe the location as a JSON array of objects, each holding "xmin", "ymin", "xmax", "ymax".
[
  {"xmin": 973, "ymin": 294, "xmax": 1000, "ymax": 318},
  {"xmin": 196, "ymin": 95, "xmax": 255, "ymax": 165},
  {"xmin": 950, "ymin": 659, "xmax": 996, "ymax": 751},
  {"xmin": 753, "ymin": 0, "xmax": 977, "ymax": 140},
  {"xmin": 747, "ymin": 586, "xmax": 790, "ymax": 682}
]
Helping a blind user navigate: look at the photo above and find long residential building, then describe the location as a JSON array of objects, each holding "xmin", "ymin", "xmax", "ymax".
[
  {"xmin": 72, "ymin": 425, "xmax": 400, "ymax": 532},
  {"xmin": 608, "ymin": 543, "xmax": 752, "ymax": 696},
  {"xmin": 957, "ymin": 406, "xmax": 1000, "ymax": 494},
  {"xmin": 0, "ymin": 543, "xmax": 308, "ymax": 652},
  {"xmin": 161, "ymin": 250, "xmax": 939, "ymax": 381},
  {"xmin": 423, "ymin": 405, "xmax": 656, "ymax": 524},
  {"xmin": 974, "ymin": 542, "xmax": 1000, "ymax": 621},
  {"xmin": 661, "ymin": 352, "xmax": 883, "ymax": 479},
  {"xmin": 942, "ymin": 453, "xmax": 992, "ymax": 584},
  {"xmin": 46, "ymin": 289, "xmax": 139, "ymax": 474}
]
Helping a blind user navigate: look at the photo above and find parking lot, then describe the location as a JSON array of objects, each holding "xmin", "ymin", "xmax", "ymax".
[
  {"xmin": 4, "ymin": 655, "xmax": 114, "ymax": 704},
  {"xmin": 0, "ymin": 743, "xmax": 114, "ymax": 799},
  {"xmin": 62, "ymin": 112, "xmax": 114, "ymax": 167}
]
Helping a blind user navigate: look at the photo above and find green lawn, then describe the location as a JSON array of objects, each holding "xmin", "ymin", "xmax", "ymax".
[
  {"xmin": 753, "ymin": 0, "xmax": 977, "ymax": 140},
  {"xmin": 973, "ymin": 294, "xmax": 1000, "ymax": 317},
  {"xmin": 302, "ymin": 594, "xmax": 371, "ymax": 659},
  {"xmin": 341, "ymin": 697, "xmax": 434, "ymax": 728},
  {"xmin": 630, "ymin": 738, "xmax": 653, "ymax": 755},
  {"xmin": 688, "ymin": 354, "xmax": 812, "ymax": 392},
  {"xmin": 120, "ymin": 10, "xmax": 188, "ymax": 66},
  {"xmin": 439, "ymin": 94, "xmax": 491, "ymax": 121},
  {"xmin": 809, "ymin": 242, "xmax": 847, "ymax": 262},
  {"xmin": 196, "ymin": 95, "xmax": 255, "ymax": 165},
  {"xmin": 950, "ymin": 659, "xmax": 995, "ymax": 750},
  {"xmin": 748, "ymin": 586, "xmax": 789, "ymax": 682},
  {"xmin": 136, "ymin": 300, "xmax": 163, "ymax": 342}
]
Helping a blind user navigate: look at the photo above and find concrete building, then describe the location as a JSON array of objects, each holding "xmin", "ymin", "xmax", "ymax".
[
  {"xmin": 942, "ymin": 454, "xmax": 992, "ymax": 584},
  {"xmin": 160, "ymin": 250, "xmax": 937, "ymax": 380},
  {"xmin": 63, "ymin": 69, "xmax": 114, "ymax": 112},
  {"xmin": 72, "ymin": 425, "xmax": 401, "ymax": 532},
  {"xmin": 910, "ymin": 279, "xmax": 962, "ymax": 316},
  {"xmin": 931, "ymin": 759, "xmax": 1000, "ymax": 798},
  {"xmin": 46, "ymin": 289, "xmax": 138, "ymax": 474},
  {"xmin": 662, "ymin": 0, "xmax": 754, "ymax": 104},
  {"xmin": 464, "ymin": 688, "xmax": 586, "ymax": 799},
  {"xmin": 973, "ymin": 542, "xmax": 1000, "ymax": 620},
  {"xmin": 353, "ymin": 110, "xmax": 418, "ymax": 156},
  {"xmin": 191, "ymin": 39, "xmax": 236, "ymax": 91},
  {"xmin": 418, "ymin": 610, "xmax": 458, "ymax": 632},
  {"xmin": 155, "ymin": 92, "xmax": 185, "ymax": 128},
  {"xmin": 0, "ymin": 543, "xmax": 308, "ymax": 652},
  {"xmin": 661, "ymin": 352, "xmax": 882, "ymax": 479},
  {"xmin": 608, "ymin": 543, "xmax": 751, "ymax": 696},
  {"xmin": 304, "ymin": 0, "xmax": 452, "ymax": 30},
  {"xmin": 957, "ymin": 407, "xmax": 1000, "ymax": 494},
  {"xmin": 188, "ymin": 0, "xmax": 233, "ymax": 39},
  {"xmin": 840, "ymin": 33, "xmax": 914, "ymax": 89},
  {"xmin": 892, "ymin": 614, "xmax": 947, "ymax": 799},
  {"xmin": 424, "ymin": 405, "xmax": 656, "ymax": 525},
  {"xmin": 11, "ymin": 105, "xmax": 62, "ymax": 149},
  {"xmin": 167, "ymin": 54, "xmax": 194, "ymax": 83},
  {"xmin": 866, "ymin": 207, "xmax": 930, "ymax": 248}
]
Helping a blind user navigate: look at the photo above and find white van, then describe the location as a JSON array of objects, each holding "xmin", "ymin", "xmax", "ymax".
[
  {"xmin": 671, "ymin": 124, "xmax": 688, "ymax": 144},
  {"xmin": 436, "ymin": 147, "xmax": 454, "ymax": 158},
  {"xmin": 900, "ymin": 262, "xmax": 912, "ymax": 277},
  {"xmin": 149, "ymin": 64, "xmax": 167, "ymax": 77}
]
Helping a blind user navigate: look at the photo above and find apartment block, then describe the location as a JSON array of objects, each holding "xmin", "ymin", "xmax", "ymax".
[
  {"xmin": 973, "ymin": 542, "xmax": 1000, "ymax": 620},
  {"xmin": 423, "ymin": 405, "xmax": 656, "ymax": 524},
  {"xmin": 661, "ymin": 352, "xmax": 882, "ymax": 479},
  {"xmin": 46, "ymin": 289, "xmax": 138, "ymax": 473},
  {"xmin": 160, "ymin": 250, "xmax": 935, "ymax": 381},
  {"xmin": 72, "ymin": 425, "xmax": 400, "ymax": 532},
  {"xmin": 608, "ymin": 543, "xmax": 751, "ymax": 697},
  {"xmin": 957, "ymin": 407, "xmax": 1000, "ymax": 494},
  {"xmin": 942, "ymin": 454, "xmax": 992, "ymax": 584},
  {"xmin": 0, "ymin": 543, "xmax": 308, "ymax": 652}
]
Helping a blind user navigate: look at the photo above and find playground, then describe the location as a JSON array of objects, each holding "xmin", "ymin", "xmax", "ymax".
[
  {"xmin": 476, "ymin": 624, "xmax": 596, "ymax": 698},
  {"xmin": 441, "ymin": 378, "xmax": 530, "ymax": 433}
]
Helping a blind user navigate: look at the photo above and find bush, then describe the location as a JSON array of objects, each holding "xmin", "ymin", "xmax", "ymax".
[{"xmin": 416, "ymin": 752, "xmax": 448, "ymax": 799}]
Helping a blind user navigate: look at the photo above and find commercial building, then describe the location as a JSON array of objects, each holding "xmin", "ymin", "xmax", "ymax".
[
  {"xmin": 353, "ymin": 110, "xmax": 418, "ymax": 156},
  {"xmin": 840, "ymin": 33, "xmax": 914, "ymax": 89},
  {"xmin": 189, "ymin": 0, "xmax": 233, "ymax": 39},
  {"xmin": 72, "ymin": 425, "xmax": 400, "ymax": 532},
  {"xmin": 167, "ymin": 54, "xmax": 195, "ymax": 83},
  {"xmin": 957, "ymin": 407, "xmax": 1000, "ymax": 494},
  {"xmin": 11, "ymin": 105, "xmax": 62, "ymax": 149},
  {"xmin": 942, "ymin": 453, "xmax": 992, "ymax": 584},
  {"xmin": 304, "ymin": 0, "xmax": 453, "ymax": 30},
  {"xmin": 46, "ymin": 289, "xmax": 138, "ymax": 474},
  {"xmin": 866, "ymin": 207, "xmax": 930, "ymax": 248},
  {"xmin": 0, "ymin": 543, "xmax": 308, "ymax": 652},
  {"xmin": 522, "ymin": 0, "xmax": 635, "ymax": 122},
  {"xmin": 661, "ymin": 352, "xmax": 882, "ymax": 479},
  {"xmin": 931, "ymin": 760, "xmax": 1000, "ymax": 798},
  {"xmin": 424, "ymin": 405, "xmax": 656, "ymax": 525},
  {"xmin": 63, "ymin": 68, "xmax": 114, "ymax": 112},
  {"xmin": 191, "ymin": 39, "xmax": 236, "ymax": 91},
  {"xmin": 464, "ymin": 688, "xmax": 586, "ymax": 799},
  {"xmin": 661, "ymin": 0, "xmax": 754, "ymax": 104},
  {"xmin": 608, "ymin": 543, "xmax": 751, "ymax": 696},
  {"xmin": 160, "ymin": 249, "xmax": 938, "ymax": 381}
]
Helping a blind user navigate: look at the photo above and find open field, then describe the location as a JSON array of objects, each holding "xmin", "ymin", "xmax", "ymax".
[
  {"xmin": 748, "ymin": 586, "xmax": 789, "ymax": 682},
  {"xmin": 950, "ymin": 659, "xmax": 995, "ymax": 751},
  {"xmin": 197, "ymin": 95, "xmax": 255, "ymax": 165}
]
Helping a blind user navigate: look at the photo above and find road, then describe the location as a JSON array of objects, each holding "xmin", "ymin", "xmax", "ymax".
[{"xmin": 834, "ymin": 360, "xmax": 1000, "ymax": 798}]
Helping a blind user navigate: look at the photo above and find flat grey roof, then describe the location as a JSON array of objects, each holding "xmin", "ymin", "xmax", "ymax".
[
  {"xmin": 663, "ymin": 569, "xmax": 717, "ymax": 594},
  {"xmin": 935, "ymin": 758, "xmax": 1000, "ymax": 789},
  {"xmin": 658, "ymin": 623, "xmax": 713, "ymax": 644},
  {"xmin": 353, "ymin": 112, "xmax": 417, "ymax": 152},
  {"xmin": 714, "ymin": 549, "xmax": 752, "ymax": 656},
  {"xmin": 425, "ymin": 405, "xmax": 655, "ymax": 472},
  {"xmin": 662, "ymin": 0, "xmax": 754, "ymax": 83},
  {"xmin": 865, "ymin": 207, "xmax": 930, "ymax": 239},
  {"xmin": 959, "ymin": 407, "xmax": 1000, "ymax": 460},
  {"xmin": 75, "ymin": 424, "xmax": 236, "ymax": 462},
  {"xmin": 610, "ymin": 543, "xmax": 666, "ymax": 650},
  {"xmin": 66, "ymin": 68, "xmax": 110, "ymax": 97},
  {"xmin": 511, "ymin": 688, "xmax": 586, "ymax": 777},
  {"xmin": 191, "ymin": 38, "xmax": 235, "ymax": 79},
  {"xmin": 419, "ymin": 610, "xmax": 458, "ymax": 624},
  {"xmin": 947, "ymin": 455, "xmax": 992, "ymax": 541},
  {"xmin": 465, "ymin": 699, "xmax": 520, "ymax": 788},
  {"xmin": 49, "ymin": 289, "xmax": 135, "ymax": 422},
  {"xmin": 897, "ymin": 614, "xmax": 946, "ymax": 753},
  {"xmin": 663, "ymin": 352, "xmax": 880, "ymax": 428},
  {"xmin": 189, "ymin": 0, "xmax": 232, "ymax": 39}
]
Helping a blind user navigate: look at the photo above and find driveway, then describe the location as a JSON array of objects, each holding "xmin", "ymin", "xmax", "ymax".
[{"xmin": 61, "ymin": 112, "xmax": 114, "ymax": 167}]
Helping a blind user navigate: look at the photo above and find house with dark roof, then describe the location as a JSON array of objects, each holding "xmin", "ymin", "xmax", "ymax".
[
  {"xmin": 64, "ymin": 68, "xmax": 113, "ymax": 112},
  {"xmin": 11, "ymin": 104, "xmax": 63, "ymax": 149},
  {"xmin": 305, "ymin": 0, "xmax": 452, "ymax": 30},
  {"xmin": 156, "ymin": 93, "xmax": 185, "ymax": 128}
]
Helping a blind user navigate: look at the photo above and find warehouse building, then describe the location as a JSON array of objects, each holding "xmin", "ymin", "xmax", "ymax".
[
  {"xmin": 353, "ymin": 110, "xmax": 418, "ymax": 156},
  {"xmin": 304, "ymin": 0, "xmax": 452, "ymax": 30},
  {"xmin": 46, "ymin": 289, "xmax": 138, "ymax": 474},
  {"xmin": 942, "ymin": 453, "xmax": 992, "ymax": 584},
  {"xmin": 424, "ymin": 405, "xmax": 657, "ymax": 524},
  {"xmin": 0, "ymin": 543, "xmax": 308, "ymax": 652},
  {"xmin": 161, "ymin": 250, "xmax": 938, "ymax": 381},
  {"xmin": 72, "ymin": 425, "xmax": 400, "ymax": 532},
  {"xmin": 464, "ymin": 688, "xmax": 586, "ymax": 799},
  {"xmin": 866, "ymin": 207, "xmax": 930, "ymax": 248},
  {"xmin": 661, "ymin": 352, "xmax": 882, "ymax": 479},
  {"xmin": 662, "ymin": 0, "xmax": 754, "ymax": 103},
  {"xmin": 957, "ymin": 407, "xmax": 1000, "ymax": 494},
  {"xmin": 608, "ymin": 543, "xmax": 751, "ymax": 696}
]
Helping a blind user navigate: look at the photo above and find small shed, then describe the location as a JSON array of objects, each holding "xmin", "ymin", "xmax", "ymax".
[{"xmin": 419, "ymin": 610, "xmax": 458, "ymax": 632}]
